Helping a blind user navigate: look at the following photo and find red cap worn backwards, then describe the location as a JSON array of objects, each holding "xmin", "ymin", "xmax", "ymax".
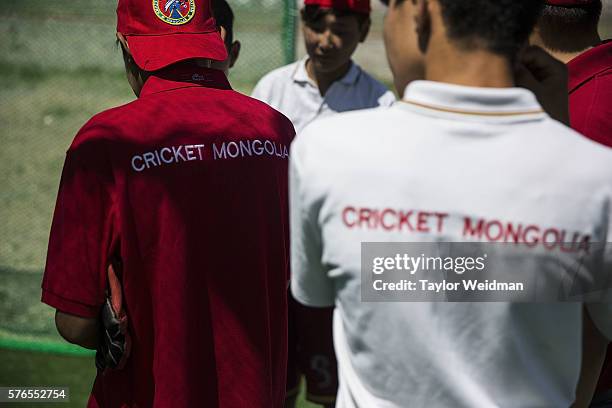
[
  {"xmin": 304, "ymin": 0, "xmax": 371, "ymax": 14},
  {"xmin": 117, "ymin": 0, "xmax": 227, "ymax": 71},
  {"xmin": 545, "ymin": 0, "xmax": 596, "ymax": 6}
]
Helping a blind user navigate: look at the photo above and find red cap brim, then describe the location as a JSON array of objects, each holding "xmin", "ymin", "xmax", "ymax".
[
  {"xmin": 304, "ymin": 0, "xmax": 370, "ymax": 14},
  {"xmin": 127, "ymin": 31, "xmax": 228, "ymax": 71}
]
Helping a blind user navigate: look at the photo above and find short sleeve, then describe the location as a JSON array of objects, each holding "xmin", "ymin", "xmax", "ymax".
[
  {"xmin": 378, "ymin": 90, "xmax": 397, "ymax": 107},
  {"xmin": 251, "ymin": 76, "xmax": 270, "ymax": 104},
  {"xmin": 42, "ymin": 137, "xmax": 118, "ymax": 318},
  {"xmin": 289, "ymin": 136, "xmax": 335, "ymax": 307}
]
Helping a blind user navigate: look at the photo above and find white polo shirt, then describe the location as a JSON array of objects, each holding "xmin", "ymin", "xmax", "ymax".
[
  {"xmin": 290, "ymin": 80, "xmax": 612, "ymax": 408},
  {"xmin": 251, "ymin": 58, "xmax": 396, "ymax": 133}
]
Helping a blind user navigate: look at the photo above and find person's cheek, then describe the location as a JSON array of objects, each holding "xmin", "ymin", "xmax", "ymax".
[
  {"xmin": 346, "ymin": 33, "xmax": 360, "ymax": 59},
  {"xmin": 303, "ymin": 27, "xmax": 317, "ymax": 53},
  {"xmin": 331, "ymin": 33, "xmax": 344, "ymax": 51},
  {"xmin": 383, "ymin": 13, "xmax": 405, "ymax": 94}
]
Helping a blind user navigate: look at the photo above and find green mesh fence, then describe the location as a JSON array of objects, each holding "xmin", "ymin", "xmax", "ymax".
[{"xmin": 0, "ymin": 0, "xmax": 297, "ymax": 356}]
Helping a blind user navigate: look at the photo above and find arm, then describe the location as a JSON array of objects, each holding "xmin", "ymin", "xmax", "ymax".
[
  {"xmin": 55, "ymin": 310, "xmax": 99, "ymax": 350},
  {"xmin": 42, "ymin": 141, "xmax": 114, "ymax": 346},
  {"xmin": 573, "ymin": 306, "xmax": 610, "ymax": 408},
  {"xmin": 288, "ymin": 135, "xmax": 338, "ymax": 406},
  {"xmin": 294, "ymin": 300, "xmax": 338, "ymax": 408},
  {"xmin": 289, "ymin": 136, "xmax": 335, "ymax": 308}
]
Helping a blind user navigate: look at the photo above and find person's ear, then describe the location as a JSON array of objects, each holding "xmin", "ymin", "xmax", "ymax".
[
  {"xmin": 117, "ymin": 32, "xmax": 137, "ymax": 69},
  {"xmin": 117, "ymin": 31, "xmax": 146, "ymax": 97},
  {"xmin": 529, "ymin": 25, "xmax": 544, "ymax": 49},
  {"xmin": 359, "ymin": 17, "xmax": 371, "ymax": 43},
  {"xmin": 116, "ymin": 32, "xmax": 130, "ymax": 55},
  {"xmin": 219, "ymin": 26, "xmax": 228, "ymax": 43},
  {"xmin": 413, "ymin": 0, "xmax": 431, "ymax": 54},
  {"xmin": 229, "ymin": 40, "xmax": 241, "ymax": 69}
]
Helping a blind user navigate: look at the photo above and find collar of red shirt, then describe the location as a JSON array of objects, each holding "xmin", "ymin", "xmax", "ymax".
[
  {"xmin": 567, "ymin": 40, "xmax": 612, "ymax": 94},
  {"xmin": 140, "ymin": 65, "xmax": 232, "ymax": 96}
]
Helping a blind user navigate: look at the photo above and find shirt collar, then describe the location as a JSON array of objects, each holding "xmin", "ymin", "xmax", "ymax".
[
  {"xmin": 567, "ymin": 40, "xmax": 612, "ymax": 94},
  {"xmin": 292, "ymin": 57, "xmax": 361, "ymax": 86},
  {"xmin": 400, "ymin": 80, "xmax": 545, "ymax": 121},
  {"xmin": 140, "ymin": 65, "xmax": 232, "ymax": 97}
]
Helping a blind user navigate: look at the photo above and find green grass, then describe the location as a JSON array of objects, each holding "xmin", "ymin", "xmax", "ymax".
[
  {"xmin": 0, "ymin": 349, "xmax": 96, "ymax": 407},
  {"xmin": 0, "ymin": 348, "xmax": 322, "ymax": 408}
]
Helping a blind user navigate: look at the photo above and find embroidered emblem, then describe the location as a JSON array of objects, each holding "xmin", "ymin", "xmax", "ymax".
[{"xmin": 153, "ymin": 0, "xmax": 195, "ymax": 25}]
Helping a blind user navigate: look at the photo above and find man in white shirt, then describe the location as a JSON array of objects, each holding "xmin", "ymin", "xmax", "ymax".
[
  {"xmin": 290, "ymin": 0, "xmax": 612, "ymax": 407},
  {"xmin": 251, "ymin": 0, "xmax": 395, "ymax": 133},
  {"xmin": 256, "ymin": 1, "xmax": 394, "ymax": 406}
]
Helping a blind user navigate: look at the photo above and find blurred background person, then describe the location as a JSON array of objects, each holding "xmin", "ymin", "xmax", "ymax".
[
  {"xmin": 255, "ymin": 1, "xmax": 396, "ymax": 407},
  {"xmin": 532, "ymin": 0, "xmax": 611, "ymax": 147},
  {"xmin": 532, "ymin": 1, "xmax": 612, "ymax": 406},
  {"xmin": 252, "ymin": 0, "xmax": 395, "ymax": 133}
]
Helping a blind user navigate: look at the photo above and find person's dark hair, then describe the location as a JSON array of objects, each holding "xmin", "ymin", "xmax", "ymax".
[
  {"xmin": 212, "ymin": 0, "xmax": 235, "ymax": 47},
  {"xmin": 538, "ymin": 2, "xmax": 602, "ymax": 53},
  {"xmin": 301, "ymin": 5, "xmax": 369, "ymax": 27},
  {"xmin": 379, "ymin": 0, "xmax": 544, "ymax": 59},
  {"xmin": 436, "ymin": 0, "xmax": 544, "ymax": 58}
]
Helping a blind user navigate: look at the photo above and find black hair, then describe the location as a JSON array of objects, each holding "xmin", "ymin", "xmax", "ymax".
[
  {"xmin": 379, "ymin": 0, "xmax": 544, "ymax": 59},
  {"xmin": 437, "ymin": 0, "xmax": 544, "ymax": 58},
  {"xmin": 212, "ymin": 0, "xmax": 235, "ymax": 46},
  {"xmin": 301, "ymin": 5, "xmax": 369, "ymax": 27},
  {"xmin": 538, "ymin": 2, "xmax": 602, "ymax": 52}
]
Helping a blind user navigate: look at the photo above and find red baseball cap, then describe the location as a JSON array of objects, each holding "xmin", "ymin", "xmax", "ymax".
[
  {"xmin": 545, "ymin": 0, "xmax": 596, "ymax": 6},
  {"xmin": 304, "ymin": 0, "xmax": 371, "ymax": 14},
  {"xmin": 117, "ymin": 0, "xmax": 228, "ymax": 71}
]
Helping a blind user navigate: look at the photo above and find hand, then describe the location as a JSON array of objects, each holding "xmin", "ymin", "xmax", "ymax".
[
  {"xmin": 95, "ymin": 261, "xmax": 131, "ymax": 371},
  {"xmin": 515, "ymin": 46, "xmax": 570, "ymax": 125}
]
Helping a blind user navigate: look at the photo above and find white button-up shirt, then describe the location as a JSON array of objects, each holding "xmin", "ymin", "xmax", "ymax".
[
  {"xmin": 290, "ymin": 80, "xmax": 612, "ymax": 408},
  {"xmin": 252, "ymin": 58, "xmax": 396, "ymax": 133}
]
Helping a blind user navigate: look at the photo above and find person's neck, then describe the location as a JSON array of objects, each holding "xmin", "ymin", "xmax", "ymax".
[
  {"xmin": 549, "ymin": 50, "xmax": 588, "ymax": 64},
  {"xmin": 305, "ymin": 58, "xmax": 352, "ymax": 96},
  {"xmin": 534, "ymin": 31, "xmax": 601, "ymax": 64},
  {"xmin": 425, "ymin": 45, "xmax": 514, "ymax": 88},
  {"xmin": 546, "ymin": 35, "xmax": 602, "ymax": 64}
]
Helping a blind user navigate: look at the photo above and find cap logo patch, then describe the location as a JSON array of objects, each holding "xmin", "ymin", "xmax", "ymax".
[{"xmin": 153, "ymin": 0, "xmax": 196, "ymax": 25}]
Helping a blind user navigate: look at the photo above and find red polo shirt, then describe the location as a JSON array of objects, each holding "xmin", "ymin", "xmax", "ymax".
[
  {"xmin": 42, "ymin": 65, "xmax": 294, "ymax": 407},
  {"xmin": 568, "ymin": 41, "xmax": 612, "ymax": 396},
  {"xmin": 568, "ymin": 40, "xmax": 612, "ymax": 147}
]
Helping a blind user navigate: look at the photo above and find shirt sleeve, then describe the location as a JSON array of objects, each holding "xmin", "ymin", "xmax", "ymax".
[
  {"xmin": 289, "ymin": 135, "xmax": 335, "ymax": 307},
  {"xmin": 41, "ymin": 136, "xmax": 119, "ymax": 318},
  {"xmin": 378, "ymin": 90, "xmax": 397, "ymax": 107},
  {"xmin": 251, "ymin": 77, "xmax": 270, "ymax": 103}
]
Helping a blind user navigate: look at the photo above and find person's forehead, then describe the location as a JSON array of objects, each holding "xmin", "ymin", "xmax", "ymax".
[{"xmin": 316, "ymin": 11, "xmax": 359, "ymax": 25}]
